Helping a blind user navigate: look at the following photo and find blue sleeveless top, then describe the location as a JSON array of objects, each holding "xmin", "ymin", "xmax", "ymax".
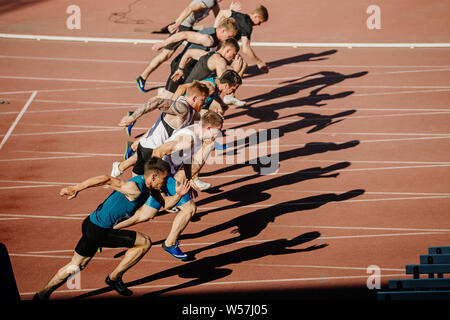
[{"xmin": 89, "ymin": 175, "xmax": 149, "ymax": 228}]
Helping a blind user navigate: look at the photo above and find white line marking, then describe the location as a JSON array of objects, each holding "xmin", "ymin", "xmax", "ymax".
[
  {"xmin": 0, "ymin": 90, "xmax": 37, "ymax": 150},
  {"xmin": 277, "ymin": 189, "xmax": 450, "ymax": 197},
  {"xmin": 0, "ymin": 105, "xmax": 134, "ymax": 115},
  {"xmin": 0, "ymin": 185, "xmax": 65, "ymax": 190},
  {"xmin": 0, "ymin": 213, "xmax": 82, "ymax": 220},
  {"xmin": 353, "ymin": 88, "xmax": 450, "ymax": 97},
  {"xmin": 0, "ymin": 85, "xmax": 137, "ymax": 95},
  {"xmin": 0, "ymin": 155, "xmax": 93, "ymax": 162},
  {"xmin": 385, "ymin": 68, "xmax": 450, "ymax": 74},
  {"xmin": 0, "ymin": 54, "xmax": 148, "ymax": 64},
  {"xmin": 0, "ymin": 179, "xmax": 74, "ymax": 185},
  {"xmin": 3, "ymin": 54, "xmax": 450, "ymax": 69},
  {"xmin": 285, "ymin": 159, "xmax": 450, "ymax": 165},
  {"xmin": 14, "ymin": 273, "xmax": 407, "ymax": 297},
  {"xmin": 2, "ymin": 33, "xmax": 450, "ymax": 48},
  {"xmin": 17, "ymin": 150, "xmax": 122, "ymax": 157},
  {"xmin": 0, "ymin": 75, "xmax": 132, "ymax": 84},
  {"xmin": 0, "ymin": 128, "xmax": 122, "ymax": 137}
]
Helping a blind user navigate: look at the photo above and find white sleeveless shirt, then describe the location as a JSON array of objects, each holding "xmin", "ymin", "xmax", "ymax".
[
  {"xmin": 139, "ymin": 97, "xmax": 195, "ymax": 149},
  {"xmin": 163, "ymin": 124, "xmax": 203, "ymax": 174}
]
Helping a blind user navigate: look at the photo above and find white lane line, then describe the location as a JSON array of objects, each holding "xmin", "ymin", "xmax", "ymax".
[
  {"xmin": 285, "ymin": 159, "xmax": 450, "ymax": 165},
  {"xmin": 14, "ymin": 273, "xmax": 408, "ymax": 297},
  {"xmin": 277, "ymin": 136, "xmax": 450, "ymax": 145},
  {"xmin": 0, "ymin": 213, "xmax": 82, "ymax": 220},
  {"xmin": 0, "ymin": 75, "xmax": 132, "ymax": 84},
  {"xmin": 0, "ymin": 179, "xmax": 74, "ymax": 185},
  {"xmin": 0, "ymin": 90, "xmax": 37, "ymax": 150},
  {"xmin": 0, "ymin": 185, "xmax": 66, "ymax": 190},
  {"xmin": 0, "ymin": 128, "xmax": 122, "ymax": 137},
  {"xmin": 0, "ymin": 155, "xmax": 93, "ymax": 162},
  {"xmin": 17, "ymin": 150, "xmax": 122, "ymax": 157},
  {"xmin": 2, "ymin": 74, "xmax": 450, "ymax": 90},
  {"xmin": 0, "ymin": 85, "xmax": 137, "ymax": 95},
  {"xmin": 0, "ymin": 105, "xmax": 135, "ymax": 115},
  {"xmin": 0, "ymin": 54, "xmax": 148, "ymax": 64},
  {"xmin": 275, "ymin": 189, "xmax": 450, "ymax": 197},
  {"xmin": 2, "ymin": 33, "xmax": 450, "ymax": 47}
]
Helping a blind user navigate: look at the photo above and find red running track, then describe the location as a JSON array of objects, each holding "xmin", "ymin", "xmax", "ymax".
[{"xmin": 0, "ymin": 0, "xmax": 449, "ymax": 301}]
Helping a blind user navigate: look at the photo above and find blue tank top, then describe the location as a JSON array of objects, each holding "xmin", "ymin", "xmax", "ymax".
[
  {"xmin": 202, "ymin": 77, "xmax": 218, "ymax": 107},
  {"xmin": 89, "ymin": 175, "xmax": 149, "ymax": 228}
]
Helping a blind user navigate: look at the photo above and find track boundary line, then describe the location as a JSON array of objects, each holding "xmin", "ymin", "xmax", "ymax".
[
  {"xmin": 1, "ymin": 33, "xmax": 450, "ymax": 48},
  {"xmin": 0, "ymin": 90, "xmax": 37, "ymax": 150}
]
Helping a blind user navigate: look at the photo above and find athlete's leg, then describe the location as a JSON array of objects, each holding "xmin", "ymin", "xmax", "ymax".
[
  {"xmin": 141, "ymin": 49, "xmax": 175, "ymax": 80},
  {"xmin": 164, "ymin": 200, "xmax": 196, "ymax": 247},
  {"xmin": 108, "ymin": 232, "xmax": 151, "ymax": 281},
  {"xmin": 36, "ymin": 252, "xmax": 92, "ymax": 299}
]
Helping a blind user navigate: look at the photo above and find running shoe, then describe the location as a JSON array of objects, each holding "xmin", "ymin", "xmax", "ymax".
[
  {"xmin": 165, "ymin": 206, "xmax": 180, "ymax": 213},
  {"xmin": 125, "ymin": 111, "xmax": 135, "ymax": 136},
  {"xmin": 111, "ymin": 161, "xmax": 123, "ymax": 178},
  {"xmin": 161, "ymin": 241, "xmax": 188, "ymax": 260},
  {"xmin": 136, "ymin": 76, "xmax": 149, "ymax": 93},
  {"xmin": 193, "ymin": 178, "xmax": 211, "ymax": 191},
  {"xmin": 105, "ymin": 276, "xmax": 133, "ymax": 296},
  {"xmin": 223, "ymin": 95, "xmax": 246, "ymax": 107},
  {"xmin": 32, "ymin": 293, "xmax": 47, "ymax": 300},
  {"xmin": 124, "ymin": 141, "xmax": 135, "ymax": 160}
]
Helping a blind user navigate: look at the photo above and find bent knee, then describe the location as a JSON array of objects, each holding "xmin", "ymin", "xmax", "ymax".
[
  {"xmin": 136, "ymin": 233, "xmax": 152, "ymax": 250},
  {"xmin": 181, "ymin": 200, "xmax": 197, "ymax": 217}
]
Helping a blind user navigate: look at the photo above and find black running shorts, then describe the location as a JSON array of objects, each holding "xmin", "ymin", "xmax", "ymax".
[
  {"xmin": 132, "ymin": 144, "xmax": 154, "ymax": 176},
  {"xmin": 75, "ymin": 216, "xmax": 137, "ymax": 257}
]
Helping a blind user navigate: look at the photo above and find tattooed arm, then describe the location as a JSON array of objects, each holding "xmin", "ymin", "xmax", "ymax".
[{"xmin": 118, "ymin": 97, "xmax": 175, "ymax": 127}]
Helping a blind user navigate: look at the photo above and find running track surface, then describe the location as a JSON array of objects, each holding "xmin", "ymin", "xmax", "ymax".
[{"xmin": 0, "ymin": 0, "xmax": 449, "ymax": 300}]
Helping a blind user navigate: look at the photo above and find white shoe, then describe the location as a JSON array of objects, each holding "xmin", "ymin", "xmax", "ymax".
[
  {"xmin": 193, "ymin": 178, "xmax": 211, "ymax": 191},
  {"xmin": 223, "ymin": 95, "xmax": 246, "ymax": 107},
  {"xmin": 111, "ymin": 161, "xmax": 123, "ymax": 178}
]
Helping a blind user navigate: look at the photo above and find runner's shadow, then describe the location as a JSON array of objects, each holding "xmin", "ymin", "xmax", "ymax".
[
  {"xmin": 180, "ymin": 189, "xmax": 364, "ymax": 260},
  {"xmin": 202, "ymin": 140, "xmax": 360, "ymax": 182},
  {"xmin": 226, "ymin": 71, "xmax": 367, "ymax": 124},
  {"xmin": 193, "ymin": 162, "xmax": 351, "ymax": 221},
  {"xmin": 139, "ymin": 232, "xmax": 326, "ymax": 298},
  {"xmin": 72, "ymin": 232, "xmax": 325, "ymax": 300},
  {"xmin": 243, "ymin": 50, "xmax": 338, "ymax": 79}
]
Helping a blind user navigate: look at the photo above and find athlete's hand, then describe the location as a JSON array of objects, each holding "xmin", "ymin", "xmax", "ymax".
[
  {"xmin": 229, "ymin": 1, "xmax": 242, "ymax": 11},
  {"xmin": 118, "ymin": 115, "xmax": 135, "ymax": 127},
  {"xmin": 188, "ymin": 180, "xmax": 200, "ymax": 198},
  {"xmin": 60, "ymin": 186, "xmax": 78, "ymax": 200},
  {"xmin": 171, "ymin": 69, "xmax": 184, "ymax": 82},
  {"xmin": 175, "ymin": 177, "xmax": 190, "ymax": 196},
  {"xmin": 152, "ymin": 42, "xmax": 164, "ymax": 51},
  {"xmin": 168, "ymin": 23, "xmax": 179, "ymax": 34}
]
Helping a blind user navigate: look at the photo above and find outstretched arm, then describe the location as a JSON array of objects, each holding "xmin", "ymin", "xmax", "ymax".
[
  {"xmin": 60, "ymin": 175, "xmax": 141, "ymax": 201},
  {"xmin": 240, "ymin": 36, "xmax": 268, "ymax": 73},
  {"xmin": 118, "ymin": 97, "xmax": 175, "ymax": 127},
  {"xmin": 153, "ymin": 31, "xmax": 214, "ymax": 51},
  {"xmin": 168, "ymin": 1, "xmax": 208, "ymax": 33}
]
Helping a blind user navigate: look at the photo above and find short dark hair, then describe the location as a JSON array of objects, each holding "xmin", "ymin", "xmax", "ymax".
[
  {"xmin": 219, "ymin": 69, "xmax": 242, "ymax": 86},
  {"xmin": 219, "ymin": 37, "xmax": 240, "ymax": 52},
  {"xmin": 186, "ymin": 80, "xmax": 210, "ymax": 99},
  {"xmin": 144, "ymin": 157, "xmax": 170, "ymax": 176}
]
